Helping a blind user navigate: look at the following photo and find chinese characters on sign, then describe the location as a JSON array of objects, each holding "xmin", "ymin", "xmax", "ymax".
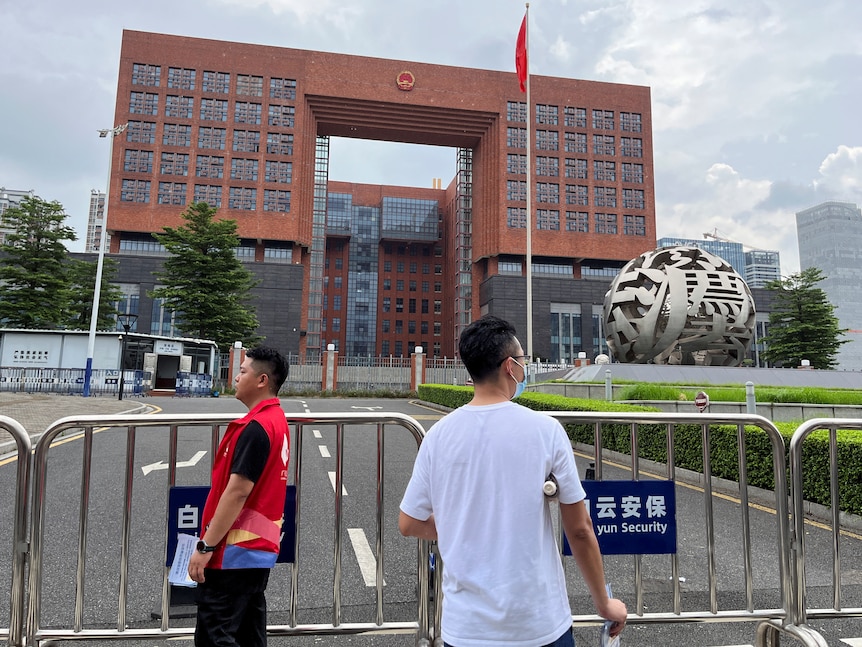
[{"xmin": 564, "ymin": 480, "xmax": 677, "ymax": 555}]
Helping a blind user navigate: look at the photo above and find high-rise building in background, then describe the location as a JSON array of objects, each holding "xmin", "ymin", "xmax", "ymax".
[
  {"xmin": 0, "ymin": 187, "xmax": 38, "ymax": 245},
  {"xmin": 85, "ymin": 190, "xmax": 107, "ymax": 252},
  {"xmin": 796, "ymin": 201, "xmax": 862, "ymax": 370},
  {"xmin": 100, "ymin": 30, "xmax": 658, "ymax": 360},
  {"xmin": 656, "ymin": 236, "xmax": 781, "ymax": 289}
]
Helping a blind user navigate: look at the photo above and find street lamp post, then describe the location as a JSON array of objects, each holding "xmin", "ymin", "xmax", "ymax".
[
  {"xmin": 84, "ymin": 123, "xmax": 128, "ymax": 397},
  {"xmin": 117, "ymin": 313, "xmax": 138, "ymax": 401}
]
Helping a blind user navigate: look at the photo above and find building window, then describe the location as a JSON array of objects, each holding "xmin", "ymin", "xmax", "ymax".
[
  {"xmin": 592, "ymin": 109, "xmax": 614, "ymax": 130},
  {"xmin": 623, "ymin": 214, "xmax": 646, "ymax": 236},
  {"xmin": 622, "ymin": 162, "xmax": 644, "ymax": 183},
  {"xmin": 565, "ymin": 211, "xmax": 589, "ymax": 232},
  {"xmin": 334, "ymin": 276, "xmax": 342, "ymax": 289},
  {"xmin": 129, "ymin": 91, "xmax": 159, "ymax": 115},
  {"xmin": 265, "ymin": 160, "xmax": 292, "ymax": 183},
  {"xmin": 165, "ymin": 95, "xmax": 194, "ymax": 119},
  {"xmin": 565, "ymin": 158, "xmax": 588, "ymax": 179},
  {"xmin": 536, "ymin": 130, "xmax": 559, "ymax": 151},
  {"xmin": 434, "ymin": 300, "xmax": 442, "ymax": 314},
  {"xmin": 131, "ymin": 63, "xmax": 160, "ymax": 87},
  {"xmin": 157, "ymin": 182, "xmax": 186, "ymax": 205},
  {"xmin": 434, "ymin": 282, "xmax": 442, "ymax": 292},
  {"xmin": 232, "ymin": 130, "xmax": 261, "ymax": 153},
  {"xmin": 230, "ymin": 158, "xmax": 259, "ymax": 181},
  {"xmin": 621, "ymin": 137, "xmax": 643, "ymax": 158},
  {"xmin": 163, "ymin": 123, "xmax": 192, "ymax": 147},
  {"xmin": 499, "ymin": 261, "xmax": 522, "ymax": 274},
  {"xmin": 121, "ymin": 179, "xmax": 150, "ymax": 203},
  {"xmin": 595, "ymin": 213, "xmax": 617, "ymax": 234},
  {"xmin": 167, "ymin": 67, "xmax": 195, "ymax": 90},
  {"xmin": 421, "ymin": 299, "xmax": 429, "ymax": 314},
  {"xmin": 537, "ymin": 209, "xmax": 560, "ymax": 230},
  {"xmin": 270, "ymin": 77, "xmax": 297, "ymax": 100},
  {"xmin": 396, "ymin": 280, "xmax": 404, "ymax": 291},
  {"xmin": 127, "ymin": 121, "xmax": 156, "ymax": 144},
  {"xmin": 382, "ymin": 297, "xmax": 390, "ymax": 313},
  {"xmin": 397, "ymin": 261, "xmax": 405, "ymax": 273},
  {"xmin": 266, "ymin": 132, "xmax": 294, "ymax": 155},
  {"xmin": 507, "ymin": 153, "xmax": 527, "ymax": 174},
  {"xmin": 534, "ymin": 262, "xmax": 571, "ymax": 275},
  {"xmin": 409, "ymin": 299, "xmax": 417, "ymax": 314},
  {"xmin": 160, "ymin": 152, "xmax": 189, "ymax": 176},
  {"xmin": 620, "ymin": 112, "xmax": 642, "ymax": 132},
  {"xmin": 200, "ymin": 98, "xmax": 228, "ymax": 122},
  {"xmin": 198, "ymin": 126, "xmax": 226, "ymax": 150},
  {"xmin": 263, "ymin": 189, "xmax": 291, "ymax": 212},
  {"xmin": 507, "ymin": 127, "xmax": 527, "ymax": 149},
  {"xmin": 395, "ymin": 320, "xmax": 403, "ymax": 334},
  {"xmin": 123, "ymin": 150, "xmax": 153, "ymax": 173},
  {"xmin": 268, "ymin": 104, "xmax": 295, "ymax": 128},
  {"xmin": 381, "ymin": 340, "xmax": 390, "ymax": 355},
  {"xmin": 236, "ymin": 74, "xmax": 263, "ymax": 96},
  {"xmin": 507, "ymin": 180, "xmax": 526, "ymax": 202},
  {"xmin": 193, "ymin": 184, "xmax": 222, "ymax": 207},
  {"xmin": 592, "ymin": 134, "xmax": 615, "ymax": 156},
  {"xmin": 507, "ymin": 207, "xmax": 526, "ymax": 228},
  {"xmin": 195, "ymin": 155, "xmax": 224, "ymax": 179},
  {"xmin": 421, "ymin": 321, "xmax": 429, "ymax": 335},
  {"xmin": 409, "ymin": 262, "xmax": 417, "ymax": 273},
  {"xmin": 594, "ymin": 160, "xmax": 616, "ymax": 182},
  {"xmin": 332, "ymin": 318, "xmax": 340, "ymax": 332},
  {"xmin": 564, "ymin": 106, "xmax": 587, "ymax": 128},
  {"xmin": 382, "ymin": 319, "xmax": 390, "ymax": 333},
  {"xmin": 228, "ymin": 187, "xmax": 256, "ymax": 210},
  {"xmin": 565, "ymin": 184, "xmax": 589, "ymax": 206},
  {"xmin": 383, "ymin": 260, "xmax": 392, "ymax": 272},
  {"xmin": 264, "ymin": 244, "xmax": 291, "ymax": 262},
  {"xmin": 622, "ymin": 188, "xmax": 645, "ymax": 209},
  {"xmin": 383, "ymin": 279, "xmax": 391, "ymax": 290},
  {"xmin": 408, "ymin": 321, "xmax": 416, "ymax": 334},
  {"xmin": 594, "ymin": 186, "xmax": 617, "ymax": 208},
  {"xmin": 396, "ymin": 298, "xmax": 404, "ymax": 312},
  {"xmin": 202, "ymin": 71, "xmax": 230, "ymax": 93},
  {"xmin": 536, "ymin": 182, "xmax": 559, "ymax": 204},
  {"xmin": 507, "ymin": 101, "xmax": 527, "ymax": 122},
  {"xmin": 235, "ymin": 101, "xmax": 262, "ymax": 125},
  {"xmin": 434, "ymin": 264, "xmax": 442, "ymax": 274},
  {"xmin": 564, "ymin": 132, "xmax": 587, "ymax": 154},
  {"xmin": 536, "ymin": 104, "xmax": 558, "ymax": 125},
  {"xmin": 536, "ymin": 156, "xmax": 559, "ymax": 177},
  {"xmin": 434, "ymin": 322, "xmax": 442, "ymax": 337}
]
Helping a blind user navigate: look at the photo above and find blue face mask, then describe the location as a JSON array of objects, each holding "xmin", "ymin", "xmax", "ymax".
[{"xmin": 510, "ymin": 359, "xmax": 527, "ymax": 399}]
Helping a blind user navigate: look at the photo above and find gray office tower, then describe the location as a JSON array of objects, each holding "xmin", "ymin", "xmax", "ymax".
[{"xmin": 796, "ymin": 201, "xmax": 862, "ymax": 370}]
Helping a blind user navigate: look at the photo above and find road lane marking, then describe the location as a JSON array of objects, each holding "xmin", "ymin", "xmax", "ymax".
[
  {"xmin": 348, "ymin": 527, "xmax": 385, "ymax": 587},
  {"xmin": 318, "ymin": 445, "xmax": 330, "ymax": 458},
  {"xmin": 313, "ymin": 429, "xmax": 322, "ymax": 438},
  {"xmin": 841, "ymin": 639, "xmax": 862, "ymax": 646},
  {"xmin": 328, "ymin": 471, "xmax": 348, "ymax": 495}
]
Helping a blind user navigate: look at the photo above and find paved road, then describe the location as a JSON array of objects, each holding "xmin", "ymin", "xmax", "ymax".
[{"xmin": 2, "ymin": 394, "xmax": 862, "ymax": 646}]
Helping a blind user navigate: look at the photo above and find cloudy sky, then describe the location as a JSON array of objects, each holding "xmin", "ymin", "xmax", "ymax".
[{"xmin": 1, "ymin": 0, "xmax": 860, "ymax": 274}]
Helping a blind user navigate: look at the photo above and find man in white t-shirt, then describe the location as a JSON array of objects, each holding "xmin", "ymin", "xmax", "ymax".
[{"xmin": 399, "ymin": 315, "xmax": 627, "ymax": 647}]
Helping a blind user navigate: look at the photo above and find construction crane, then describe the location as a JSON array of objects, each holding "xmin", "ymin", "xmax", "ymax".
[{"xmin": 702, "ymin": 228, "xmax": 773, "ymax": 253}]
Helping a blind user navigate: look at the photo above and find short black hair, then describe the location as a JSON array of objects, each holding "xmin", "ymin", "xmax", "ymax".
[
  {"xmin": 246, "ymin": 346, "xmax": 289, "ymax": 394},
  {"xmin": 458, "ymin": 315, "xmax": 520, "ymax": 383}
]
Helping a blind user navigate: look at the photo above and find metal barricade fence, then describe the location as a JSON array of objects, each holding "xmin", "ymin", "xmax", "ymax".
[
  {"xmin": 790, "ymin": 419, "xmax": 862, "ymax": 631},
  {"xmin": 23, "ymin": 412, "xmax": 434, "ymax": 647},
  {"xmin": 544, "ymin": 412, "xmax": 824, "ymax": 646},
  {"xmin": 0, "ymin": 416, "xmax": 31, "ymax": 647}
]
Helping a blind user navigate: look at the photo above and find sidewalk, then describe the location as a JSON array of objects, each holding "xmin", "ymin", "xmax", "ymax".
[{"xmin": 0, "ymin": 392, "xmax": 152, "ymax": 449}]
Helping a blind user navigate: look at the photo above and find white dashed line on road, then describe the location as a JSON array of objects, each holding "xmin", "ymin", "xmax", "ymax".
[
  {"xmin": 841, "ymin": 639, "xmax": 862, "ymax": 646},
  {"xmin": 348, "ymin": 527, "xmax": 385, "ymax": 587},
  {"xmin": 328, "ymin": 471, "xmax": 348, "ymax": 495},
  {"xmin": 318, "ymin": 445, "xmax": 330, "ymax": 458},
  {"xmin": 312, "ymin": 429, "xmax": 322, "ymax": 438}
]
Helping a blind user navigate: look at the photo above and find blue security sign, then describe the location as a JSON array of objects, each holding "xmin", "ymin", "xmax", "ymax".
[
  {"xmin": 564, "ymin": 480, "xmax": 677, "ymax": 555},
  {"xmin": 167, "ymin": 485, "xmax": 296, "ymax": 565}
]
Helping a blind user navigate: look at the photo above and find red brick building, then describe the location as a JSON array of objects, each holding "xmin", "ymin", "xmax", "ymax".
[{"xmin": 107, "ymin": 30, "xmax": 655, "ymax": 361}]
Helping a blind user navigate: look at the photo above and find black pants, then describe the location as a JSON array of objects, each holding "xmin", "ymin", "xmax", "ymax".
[{"xmin": 195, "ymin": 568, "xmax": 270, "ymax": 647}]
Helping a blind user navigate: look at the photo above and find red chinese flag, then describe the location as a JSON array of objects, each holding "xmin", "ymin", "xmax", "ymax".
[{"xmin": 515, "ymin": 14, "xmax": 527, "ymax": 92}]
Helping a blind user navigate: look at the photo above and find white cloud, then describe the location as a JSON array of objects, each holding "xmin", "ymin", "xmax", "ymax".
[
  {"xmin": 549, "ymin": 35, "xmax": 572, "ymax": 62},
  {"xmin": 213, "ymin": 0, "xmax": 362, "ymax": 32},
  {"xmin": 815, "ymin": 145, "xmax": 862, "ymax": 199}
]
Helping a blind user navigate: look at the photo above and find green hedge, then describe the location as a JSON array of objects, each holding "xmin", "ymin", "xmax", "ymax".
[
  {"xmin": 617, "ymin": 383, "xmax": 862, "ymax": 405},
  {"xmin": 416, "ymin": 384, "xmax": 862, "ymax": 516}
]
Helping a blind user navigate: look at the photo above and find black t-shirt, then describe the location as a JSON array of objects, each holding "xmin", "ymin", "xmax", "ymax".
[{"xmin": 231, "ymin": 419, "xmax": 270, "ymax": 484}]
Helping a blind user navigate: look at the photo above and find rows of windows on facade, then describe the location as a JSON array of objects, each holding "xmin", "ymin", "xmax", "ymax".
[
  {"xmin": 121, "ymin": 64, "xmax": 295, "ymax": 212},
  {"xmin": 504, "ymin": 101, "xmax": 647, "ymax": 236}
]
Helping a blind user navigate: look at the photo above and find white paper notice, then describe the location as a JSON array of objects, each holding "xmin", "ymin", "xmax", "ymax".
[{"xmin": 169, "ymin": 533, "xmax": 198, "ymax": 588}]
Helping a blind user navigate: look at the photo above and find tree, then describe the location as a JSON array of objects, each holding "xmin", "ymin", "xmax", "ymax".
[
  {"xmin": 761, "ymin": 267, "xmax": 848, "ymax": 369},
  {"xmin": 66, "ymin": 257, "xmax": 124, "ymax": 330},
  {"xmin": 0, "ymin": 196, "xmax": 77, "ymax": 329},
  {"xmin": 150, "ymin": 201, "xmax": 259, "ymax": 348}
]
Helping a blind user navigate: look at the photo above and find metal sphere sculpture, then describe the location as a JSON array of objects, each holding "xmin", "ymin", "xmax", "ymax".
[{"xmin": 603, "ymin": 246, "xmax": 756, "ymax": 366}]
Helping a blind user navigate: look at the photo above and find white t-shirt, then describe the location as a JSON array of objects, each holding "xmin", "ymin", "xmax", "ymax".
[{"xmin": 400, "ymin": 401, "xmax": 586, "ymax": 647}]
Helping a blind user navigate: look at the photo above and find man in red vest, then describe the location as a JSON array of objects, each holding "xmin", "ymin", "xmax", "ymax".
[{"xmin": 188, "ymin": 346, "xmax": 290, "ymax": 647}]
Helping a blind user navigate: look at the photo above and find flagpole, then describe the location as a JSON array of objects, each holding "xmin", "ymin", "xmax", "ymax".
[{"xmin": 524, "ymin": 2, "xmax": 533, "ymax": 361}]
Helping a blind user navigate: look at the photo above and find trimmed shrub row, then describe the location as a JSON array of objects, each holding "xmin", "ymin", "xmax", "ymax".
[
  {"xmin": 617, "ymin": 383, "xmax": 862, "ymax": 405},
  {"xmin": 416, "ymin": 384, "xmax": 862, "ymax": 516}
]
